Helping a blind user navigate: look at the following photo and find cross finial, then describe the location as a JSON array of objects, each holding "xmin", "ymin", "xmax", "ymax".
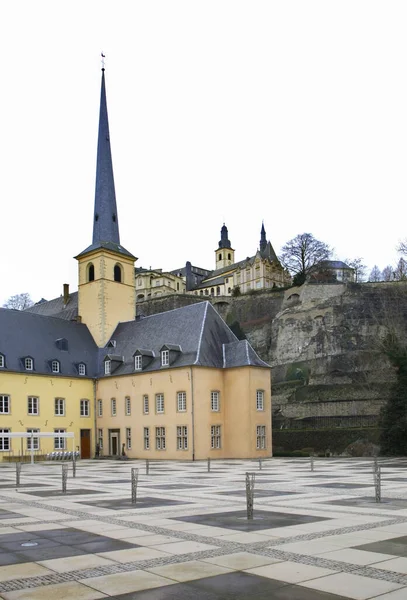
[{"xmin": 101, "ymin": 52, "xmax": 106, "ymax": 71}]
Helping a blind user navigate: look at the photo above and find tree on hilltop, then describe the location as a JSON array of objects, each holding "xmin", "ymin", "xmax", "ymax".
[
  {"xmin": 369, "ymin": 265, "xmax": 382, "ymax": 282},
  {"xmin": 2, "ymin": 293, "xmax": 34, "ymax": 310},
  {"xmin": 345, "ymin": 257, "xmax": 367, "ymax": 283},
  {"xmin": 280, "ymin": 233, "xmax": 332, "ymax": 286},
  {"xmin": 382, "ymin": 265, "xmax": 394, "ymax": 281}
]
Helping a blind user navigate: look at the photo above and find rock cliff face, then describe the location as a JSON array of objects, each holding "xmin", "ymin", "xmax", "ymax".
[{"xmin": 137, "ymin": 282, "xmax": 407, "ymax": 452}]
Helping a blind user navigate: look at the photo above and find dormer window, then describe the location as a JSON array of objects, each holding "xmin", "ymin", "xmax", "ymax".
[
  {"xmin": 55, "ymin": 338, "xmax": 68, "ymax": 351},
  {"xmin": 0, "ymin": 354, "xmax": 4, "ymax": 368},
  {"xmin": 51, "ymin": 360, "xmax": 60, "ymax": 373},
  {"xmin": 104, "ymin": 360, "xmax": 111, "ymax": 375},
  {"xmin": 25, "ymin": 357, "xmax": 33, "ymax": 371},
  {"xmin": 161, "ymin": 350, "xmax": 169, "ymax": 367},
  {"xmin": 135, "ymin": 355, "xmax": 142, "ymax": 371},
  {"xmin": 78, "ymin": 363, "xmax": 86, "ymax": 376}
]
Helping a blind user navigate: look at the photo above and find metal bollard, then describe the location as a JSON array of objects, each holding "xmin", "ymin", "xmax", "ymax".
[
  {"xmin": 372, "ymin": 456, "xmax": 378, "ymax": 474},
  {"xmin": 72, "ymin": 454, "xmax": 77, "ymax": 478},
  {"xmin": 207, "ymin": 457, "xmax": 211, "ymax": 473},
  {"xmin": 374, "ymin": 467, "xmax": 381, "ymax": 503},
  {"xmin": 16, "ymin": 462, "xmax": 22, "ymax": 487},
  {"xmin": 246, "ymin": 472, "xmax": 255, "ymax": 520},
  {"xmin": 62, "ymin": 464, "xmax": 68, "ymax": 493},
  {"xmin": 259, "ymin": 458, "xmax": 262, "ymax": 471},
  {"xmin": 310, "ymin": 455, "xmax": 314, "ymax": 472},
  {"xmin": 131, "ymin": 468, "xmax": 139, "ymax": 504},
  {"xmin": 146, "ymin": 459, "xmax": 149, "ymax": 475}
]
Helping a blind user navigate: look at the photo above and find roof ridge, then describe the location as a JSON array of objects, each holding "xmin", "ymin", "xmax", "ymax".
[{"xmin": 194, "ymin": 302, "xmax": 209, "ymax": 365}]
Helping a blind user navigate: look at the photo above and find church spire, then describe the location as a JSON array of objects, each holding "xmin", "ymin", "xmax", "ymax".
[
  {"xmin": 260, "ymin": 222, "xmax": 267, "ymax": 252},
  {"xmin": 92, "ymin": 67, "xmax": 120, "ymax": 246},
  {"xmin": 218, "ymin": 224, "xmax": 232, "ymax": 249}
]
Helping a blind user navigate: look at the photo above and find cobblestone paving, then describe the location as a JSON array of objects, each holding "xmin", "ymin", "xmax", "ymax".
[{"xmin": 1, "ymin": 457, "xmax": 407, "ymax": 598}]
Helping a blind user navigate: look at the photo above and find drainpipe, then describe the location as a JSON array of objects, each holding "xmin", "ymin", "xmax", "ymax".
[
  {"xmin": 190, "ymin": 367, "xmax": 195, "ymax": 461},
  {"xmin": 93, "ymin": 379, "xmax": 97, "ymax": 458}
]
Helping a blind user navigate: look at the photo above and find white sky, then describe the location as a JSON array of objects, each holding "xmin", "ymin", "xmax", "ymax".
[{"xmin": 1, "ymin": 1, "xmax": 406, "ymax": 306}]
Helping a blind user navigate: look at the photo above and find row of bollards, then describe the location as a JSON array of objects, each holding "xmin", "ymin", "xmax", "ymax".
[{"xmin": 131, "ymin": 468, "xmax": 139, "ymax": 503}]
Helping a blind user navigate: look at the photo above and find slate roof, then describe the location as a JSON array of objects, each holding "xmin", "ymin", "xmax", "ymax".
[
  {"xmin": 0, "ymin": 308, "xmax": 98, "ymax": 377},
  {"xmin": 25, "ymin": 292, "xmax": 79, "ymax": 321},
  {"xmin": 75, "ymin": 241, "xmax": 136, "ymax": 260},
  {"xmin": 99, "ymin": 301, "xmax": 269, "ymax": 376},
  {"xmin": 319, "ymin": 260, "xmax": 353, "ymax": 270}
]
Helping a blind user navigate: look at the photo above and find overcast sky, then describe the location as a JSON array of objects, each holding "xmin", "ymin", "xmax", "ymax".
[{"xmin": 1, "ymin": 1, "xmax": 406, "ymax": 306}]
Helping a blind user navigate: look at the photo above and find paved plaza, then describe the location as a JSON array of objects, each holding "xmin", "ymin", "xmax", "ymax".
[{"xmin": 1, "ymin": 458, "xmax": 407, "ymax": 598}]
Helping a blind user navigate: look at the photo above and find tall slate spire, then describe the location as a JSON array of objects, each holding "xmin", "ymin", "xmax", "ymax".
[
  {"xmin": 218, "ymin": 224, "xmax": 232, "ymax": 249},
  {"xmin": 260, "ymin": 222, "xmax": 267, "ymax": 252},
  {"xmin": 92, "ymin": 68, "xmax": 120, "ymax": 246}
]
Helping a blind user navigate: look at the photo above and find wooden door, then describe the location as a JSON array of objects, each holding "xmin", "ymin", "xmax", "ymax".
[{"xmin": 80, "ymin": 429, "xmax": 91, "ymax": 459}]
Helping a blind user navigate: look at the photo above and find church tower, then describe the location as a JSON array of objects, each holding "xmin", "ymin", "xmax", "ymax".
[
  {"xmin": 215, "ymin": 224, "xmax": 235, "ymax": 270},
  {"xmin": 75, "ymin": 66, "xmax": 137, "ymax": 347}
]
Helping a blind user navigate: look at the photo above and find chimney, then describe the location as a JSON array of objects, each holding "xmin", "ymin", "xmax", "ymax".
[{"xmin": 63, "ymin": 283, "xmax": 69, "ymax": 306}]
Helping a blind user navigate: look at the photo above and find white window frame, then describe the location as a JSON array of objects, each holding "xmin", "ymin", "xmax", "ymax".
[
  {"xmin": 78, "ymin": 363, "xmax": 86, "ymax": 376},
  {"xmin": 0, "ymin": 355, "xmax": 4, "ymax": 368},
  {"xmin": 155, "ymin": 426, "xmax": 166, "ymax": 450},
  {"xmin": 98, "ymin": 428, "xmax": 103, "ymax": 449},
  {"xmin": 111, "ymin": 398, "xmax": 117, "ymax": 416},
  {"xmin": 51, "ymin": 360, "xmax": 60, "ymax": 373},
  {"xmin": 211, "ymin": 425, "xmax": 221, "ymax": 449},
  {"xmin": 176, "ymin": 425, "xmax": 188, "ymax": 450},
  {"xmin": 256, "ymin": 390, "xmax": 264, "ymax": 411},
  {"xmin": 98, "ymin": 399, "xmax": 103, "ymax": 417},
  {"xmin": 80, "ymin": 399, "xmax": 90, "ymax": 417},
  {"xmin": 256, "ymin": 425, "xmax": 266, "ymax": 450},
  {"xmin": 125, "ymin": 396, "xmax": 131, "ymax": 416},
  {"xmin": 0, "ymin": 395, "xmax": 10, "ymax": 414},
  {"xmin": 54, "ymin": 428, "xmax": 66, "ymax": 450},
  {"xmin": 161, "ymin": 350, "xmax": 169, "ymax": 366},
  {"xmin": 155, "ymin": 393, "xmax": 164, "ymax": 414},
  {"xmin": 211, "ymin": 391, "xmax": 220, "ymax": 412},
  {"xmin": 104, "ymin": 360, "xmax": 111, "ymax": 375},
  {"xmin": 28, "ymin": 396, "xmax": 39, "ymax": 416},
  {"xmin": 25, "ymin": 357, "xmax": 33, "ymax": 371},
  {"xmin": 126, "ymin": 427, "xmax": 132, "ymax": 450},
  {"xmin": 0, "ymin": 429, "xmax": 10, "ymax": 451},
  {"xmin": 144, "ymin": 427, "xmax": 150, "ymax": 450},
  {"xmin": 27, "ymin": 428, "xmax": 40, "ymax": 450},
  {"xmin": 177, "ymin": 391, "xmax": 187, "ymax": 412},
  {"xmin": 54, "ymin": 397, "xmax": 65, "ymax": 416},
  {"xmin": 143, "ymin": 395, "xmax": 149, "ymax": 415},
  {"xmin": 134, "ymin": 355, "xmax": 142, "ymax": 371}
]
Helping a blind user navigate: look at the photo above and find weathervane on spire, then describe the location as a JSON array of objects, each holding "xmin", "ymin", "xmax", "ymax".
[{"xmin": 101, "ymin": 52, "xmax": 106, "ymax": 71}]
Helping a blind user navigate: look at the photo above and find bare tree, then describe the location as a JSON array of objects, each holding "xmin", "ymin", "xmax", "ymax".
[
  {"xmin": 369, "ymin": 265, "xmax": 382, "ymax": 282},
  {"xmin": 2, "ymin": 293, "xmax": 34, "ymax": 310},
  {"xmin": 280, "ymin": 233, "xmax": 332, "ymax": 286},
  {"xmin": 345, "ymin": 257, "xmax": 367, "ymax": 283},
  {"xmin": 397, "ymin": 239, "xmax": 407, "ymax": 256},
  {"xmin": 382, "ymin": 265, "xmax": 394, "ymax": 282},
  {"xmin": 393, "ymin": 258, "xmax": 407, "ymax": 281}
]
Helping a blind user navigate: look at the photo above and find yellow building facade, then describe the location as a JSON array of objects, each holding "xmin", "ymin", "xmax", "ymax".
[{"xmin": 1, "ymin": 67, "xmax": 272, "ymax": 462}]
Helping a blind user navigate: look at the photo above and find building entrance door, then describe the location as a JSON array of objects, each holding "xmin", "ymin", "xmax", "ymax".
[
  {"xmin": 80, "ymin": 429, "xmax": 91, "ymax": 459},
  {"xmin": 109, "ymin": 430, "xmax": 120, "ymax": 456}
]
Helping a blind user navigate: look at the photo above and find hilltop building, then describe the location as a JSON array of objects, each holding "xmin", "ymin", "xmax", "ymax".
[{"xmin": 0, "ymin": 67, "xmax": 271, "ymax": 461}]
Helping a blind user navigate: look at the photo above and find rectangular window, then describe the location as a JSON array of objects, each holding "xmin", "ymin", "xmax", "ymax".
[
  {"xmin": 98, "ymin": 399, "xmax": 103, "ymax": 417},
  {"xmin": 177, "ymin": 391, "xmax": 186, "ymax": 412},
  {"xmin": 98, "ymin": 428, "xmax": 103, "ymax": 450},
  {"xmin": 104, "ymin": 360, "xmax": 111, "ymax": 375},
  {"xmin": 0, "ymin": 355, "xmax": 4, "ymax": 368},
  {"xmin": 0, "ymin": 395, "xmax": 10, "ymax": 414},
  {"xmin": 211, "ymin": 391, "xmax": 220, "ymax": 412},
  {"xmin": 28, "ymin": 396, "xmax": 39, "ymax": 415},
  {"xmin": 144, "ymin": 427, "xmax": 150, "ymax": 450},
  {"xmin": 78, "ymin": 363, "xmax": 86, "ymax": 376},
  {"xmin": 27, "ymin": 428, "xmax": 39, "ymax": 450},
  {"xmin": 51, "ymin": 360, "xmax": 60, "ymax": 373},
  {"xmin": 25, "ymin": 357, "xmax": 33, "ymax": 371},
  {"xmin": 256, "ymin": 390, "xmax": 264, "ymax": 411},
  {"xmin": 126, "ymin": 427, "xmax": 132, "ymax": 450},
  {"xmin": 256, "ymin": 425, "xmax": 266, "ymax": 449},
  {"xmin": 155, "ymin": 393, "xmax": 164, "ymax": 414},
  {"xmin": 0, "ymin": 429, "xmax": 10, "ymax": 451},
  {"xmin": 54, "ymin": 428, "xmax": 66, "ymax": 450},
  {"xmin": 143, "ymin": 395, "xmax": 149, "ymax": 415},
  {"xmin": 211, "ymin": 425, "xmax": 221, "ymax": 449},
  {"xmin": 134, "ymin": 355, "xmax": 142, "ymax": 370},
  {"xmin": 54, "ymin": 398, "xmax": 65, "ymax": 416},
  {"xmin": 161, "ymin": 350, "xmax": 169, "ymax": 366},
  {"xmin": 111, "ymin": 398, "xmax": 117, "ymax": 416},
  {"xmin": 125, "ymin": 396, "xmax": 131, "ymax": 416},
  {"xmin": 80, "ymin": 399, "xmax": 90, "ymax": 417},
  {"xmin": 176, "ymin": 425, "xmax": 188, "ymax": 450},
  {"xmin": 155, "ymin": 426, "xmax": 166, "ymax": 450}
]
